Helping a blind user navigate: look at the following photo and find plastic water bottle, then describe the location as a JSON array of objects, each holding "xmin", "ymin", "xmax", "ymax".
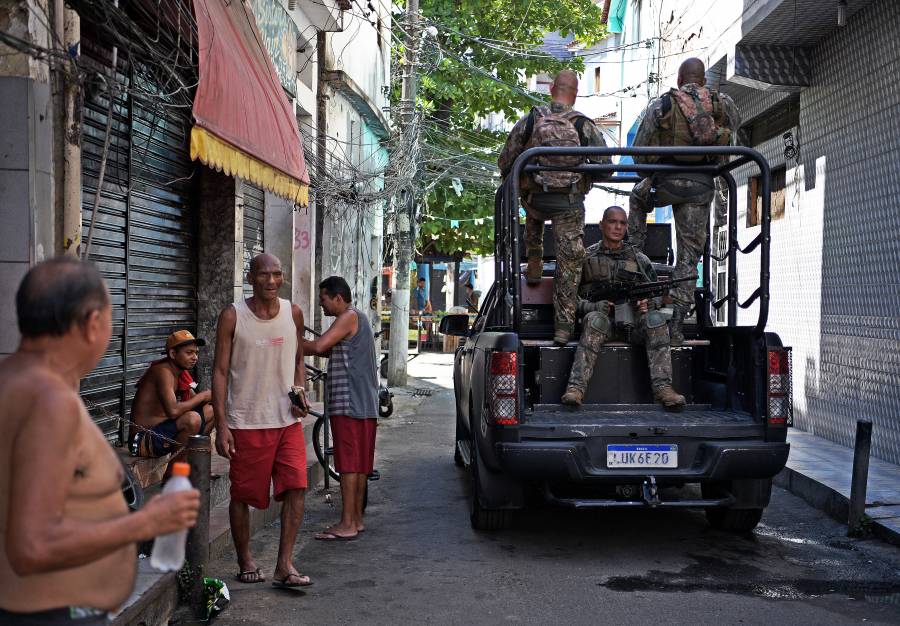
[{"xmin": 150, "ymin": 462, "xmax": 192, "ymax": 571}]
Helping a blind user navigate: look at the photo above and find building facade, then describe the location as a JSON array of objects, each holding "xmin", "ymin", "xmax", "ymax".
[
  {"xmin": 315, "ymin": 0, "xmax": 391, "ymax": 330},
  {"xmin": 0, "ymin": 0, "xmax": 391, "ymax": 440}
]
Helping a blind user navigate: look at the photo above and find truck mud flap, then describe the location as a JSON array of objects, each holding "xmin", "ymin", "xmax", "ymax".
[{"xmin": 476, "ymin": 446, "xmax": 525, "ymax": 510}]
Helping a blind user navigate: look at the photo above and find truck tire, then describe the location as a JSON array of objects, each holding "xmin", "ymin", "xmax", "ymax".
[
  {"xmin": 702, "ymin": 481, "xmax": 764, "ymax": 532},
  {"xmin": 469, "ymin": 440, "xmax": 512, "ymax": 531}
]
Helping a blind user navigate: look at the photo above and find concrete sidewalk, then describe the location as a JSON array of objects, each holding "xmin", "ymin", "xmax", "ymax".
[
  {"xmin": 112, "ymin": 380, "xmax": 435, "ymax": 625},
  {"xmin": 112, "ymin": 410, "xmax": 326, "ymax": 625},
  {"xmin": 775, "ymin": 429, "xmax": 900, "ymax": 547}
]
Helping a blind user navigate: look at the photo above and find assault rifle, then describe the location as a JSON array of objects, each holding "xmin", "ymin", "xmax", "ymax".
[
  {"xmin": 581, "ymin": 275, "xmax": 699, "ymax": 341},
  {"xmin": 581, "ymin": 275, "xmax": 698, "ymax": 305}
]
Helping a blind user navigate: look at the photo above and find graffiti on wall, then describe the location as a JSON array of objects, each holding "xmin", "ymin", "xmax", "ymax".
[{"xmin": 253, "ymin": 0, "xmax": 298, "ymax": 96}]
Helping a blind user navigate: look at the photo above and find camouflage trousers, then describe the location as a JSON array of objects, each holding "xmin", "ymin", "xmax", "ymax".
[
  {"xmin": 524, "ymin": 207, "xmax": 585, "ymax": 336},
  {"xmin": 566, "ymin": 304, "xmax": 673, "ymax": 393},
  {"xmin": 628, "ymin": 177, "xmax": 714, "ymax": 308}
]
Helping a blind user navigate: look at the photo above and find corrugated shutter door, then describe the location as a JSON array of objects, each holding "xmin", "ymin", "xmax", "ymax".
[
  {"xmin": 126, "ymin": 72, "xmax": 198, "ymax": 400},
  {"xmin": 242, "ymin": 182, "xmax": 265, "ymax": 297},
  {"xmin": 79, "ymin": 42, "xmax": 198, "ymax": 442},
  {"xmin": 80, "ymin": 41, "xmax": 132, "ymax": 439}
]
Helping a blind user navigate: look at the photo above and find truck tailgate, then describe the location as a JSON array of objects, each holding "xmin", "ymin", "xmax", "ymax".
[
  {"xmin": 496, "ymin": 405, "xmax": 787, "ymax": 483},
  {"xmin": 520, "ymin": 405, "xmax": 762, "ymax": 439}
]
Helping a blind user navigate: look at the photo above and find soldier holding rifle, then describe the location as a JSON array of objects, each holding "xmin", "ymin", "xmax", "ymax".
[{"xmin": 562, "ymin": 207, "xmax": 687, "ymax": 411}]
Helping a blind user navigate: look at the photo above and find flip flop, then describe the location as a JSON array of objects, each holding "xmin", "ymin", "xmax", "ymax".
[
  {"xmin": 235, "ymin": 568, "xmax": 265, "ymax": 584},
  {"xmin": 272, "ymin": 573, "xmax": 313, "ymax": 588},
  {"xmin": 322, "ymin": 526, "xmax": 365, "ymax": 534},
  {"xmin": 314, "ymin": 531, "xmax": 358, "ymax": 541}
]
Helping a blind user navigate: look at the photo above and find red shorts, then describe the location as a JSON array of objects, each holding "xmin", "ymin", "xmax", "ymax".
[
  {"xmin": 330, "ymin": 415, "xmax": 377, "ymax": 475},
  {"xmin": 229, "ymin": 422, "xmax": 307, "ymax": 509}
]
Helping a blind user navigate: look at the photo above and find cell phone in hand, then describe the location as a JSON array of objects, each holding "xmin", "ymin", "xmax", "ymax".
[{"xmin": 288, "ymin": 387, "xmax": 306, "ymax": 408}]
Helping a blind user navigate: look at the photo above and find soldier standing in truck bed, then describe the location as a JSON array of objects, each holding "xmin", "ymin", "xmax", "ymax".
[
  {"xmin": 498, "ymin": 70, "xmax": 610, "ymax": 345},
  {"xmin": 628, "ymin": 58, "xmax": 741, "ymax": 344}
]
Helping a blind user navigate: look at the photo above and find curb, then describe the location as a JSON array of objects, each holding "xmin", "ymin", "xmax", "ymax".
[{"xmin": 774, "ymin": 466, "xmax": 900, "ymax": 548}]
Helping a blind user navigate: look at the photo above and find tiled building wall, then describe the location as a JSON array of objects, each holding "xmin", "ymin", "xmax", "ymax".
[{"xmin": 730, "ymin": 0, "xmax": 900, "ymax": 463}]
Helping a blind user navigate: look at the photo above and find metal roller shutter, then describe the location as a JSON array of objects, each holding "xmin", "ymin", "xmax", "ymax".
[
  {"xmin": 80, "ymin": 40, "xmax": 133, "ymax": 439},
  {"xmin": 242, "ymin": 183, "xmax": 265, "ymax": 297},
  {"xmin": 80, "ymin": 39, "xmax": 198, "ymax": 442},
  {"xmin": 125, "ymin": 72, "xmax": 198, "ymax": 411}
]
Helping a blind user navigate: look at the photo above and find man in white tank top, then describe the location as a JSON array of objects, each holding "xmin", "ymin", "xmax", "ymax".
[{"xmin": 211, "ymin": 253, "xmax": 313, "ymax": 588}]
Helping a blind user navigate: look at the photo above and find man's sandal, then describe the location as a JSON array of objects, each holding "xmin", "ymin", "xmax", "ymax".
[
  {"xmin": 235, "ymin": 568, "xmax": 265, "ymax": 584},
  {"xmin": 272, "ymin": 573, "xmax": 313, "ymax": 588}
]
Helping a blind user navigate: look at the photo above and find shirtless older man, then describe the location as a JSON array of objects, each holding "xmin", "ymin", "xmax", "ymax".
[{"xmin": 0, "ymin": 258, "xmax": 199, "ymax": 625}]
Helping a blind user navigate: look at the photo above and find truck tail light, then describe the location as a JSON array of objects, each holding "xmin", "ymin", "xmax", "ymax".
[
  {"xmin": 489, "ymin": 351, "xmax": 519, "ymax": 425},
  {"xmin": 767, "ymin": 348, "xmax": 792, "ymax": 426}
]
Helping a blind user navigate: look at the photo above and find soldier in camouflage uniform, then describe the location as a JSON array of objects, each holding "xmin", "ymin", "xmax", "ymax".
[
  {"xmin": 499, "ymin": 70, "xmax": 610, "ymax": 345},
  {"xmin": 562, "ymin": 207, "xmax": 686, "ymax": 411},
  {"xmin": 628, "ymin": 58, "xmax": 741, "ymax": 344}
]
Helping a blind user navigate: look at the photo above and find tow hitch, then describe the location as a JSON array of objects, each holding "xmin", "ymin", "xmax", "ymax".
[{"xmin": 642, "ymin": 476, "xmax": 661, "ymax": 507}]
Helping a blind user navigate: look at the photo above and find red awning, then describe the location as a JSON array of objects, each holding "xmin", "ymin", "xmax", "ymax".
[{"xmin": 190, "ymin": 0, "xmax": 309, "ymax": 204}]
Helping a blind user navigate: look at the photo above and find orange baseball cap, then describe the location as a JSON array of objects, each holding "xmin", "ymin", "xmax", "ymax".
[{"xmin": 164, "ymin": 330, "xmax": 206, "ymax": 354}]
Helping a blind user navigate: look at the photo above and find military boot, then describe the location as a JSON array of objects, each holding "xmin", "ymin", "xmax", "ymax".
[
  {"xmin": 654, "ymin": 386, "xmax": 686, "ymax": 412},
  {"xmin": 561, "ymin": 386, "xmax": 584, "ymax": 407},
  {"xmin": 669, "ymin": 305, "xmax": 686, "ymax": 346},
  {"xmin": 525, "ymin": 256, "xmax": 543, "ymax": 285}
]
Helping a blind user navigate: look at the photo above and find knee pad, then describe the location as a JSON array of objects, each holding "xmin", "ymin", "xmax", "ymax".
[{"xmin": 585, "ymin": 310, "xmax": 611, "ymax": 335}]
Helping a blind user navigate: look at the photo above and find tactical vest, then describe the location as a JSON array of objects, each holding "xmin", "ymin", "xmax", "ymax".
[
  {"xmin": 522, "ymin": 105, "xmax": 593, "ymax": 194},
  {"xmin": 657, "ymin": 86, "xmax": 731, "ymax": 163},
  {"xmin": 579, "ymin": 245, "xmax": 645, "ymax": 298}
]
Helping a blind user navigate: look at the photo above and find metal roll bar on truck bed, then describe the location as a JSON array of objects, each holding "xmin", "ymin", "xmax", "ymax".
[{"xmin": 497, "ymin": 146, "xmax": 772, "ymax": 335}]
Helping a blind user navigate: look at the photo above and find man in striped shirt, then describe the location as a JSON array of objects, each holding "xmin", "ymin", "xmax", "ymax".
[{"xmin": 303, "ymin": 277, "xmax": 379, "ymax": 541}]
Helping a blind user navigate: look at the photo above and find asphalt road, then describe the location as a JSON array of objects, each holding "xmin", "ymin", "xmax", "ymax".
[{"xmin": 206, "ymin": 355, "xmax": 900, "ymax": 625}]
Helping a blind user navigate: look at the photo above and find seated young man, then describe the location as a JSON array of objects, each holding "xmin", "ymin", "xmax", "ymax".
[{"xmin": 130, "ymin": 330, "xmax": 214, "ymax": 458}]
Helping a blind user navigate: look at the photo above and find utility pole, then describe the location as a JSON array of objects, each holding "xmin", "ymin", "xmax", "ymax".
[{"xmin": 387, "ymin": 0, "xmax": 419, "ymax": 387}]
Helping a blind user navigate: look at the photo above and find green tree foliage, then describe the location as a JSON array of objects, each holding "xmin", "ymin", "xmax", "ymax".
[{"xmin": 408, "ymin": 0, "xmax": 608, "ymax": 257}]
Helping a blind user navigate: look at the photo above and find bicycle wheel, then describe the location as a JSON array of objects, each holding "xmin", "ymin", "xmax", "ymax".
[{"xmin": 312, "ymin": 416, "xmax": 341, "ymax": 482}]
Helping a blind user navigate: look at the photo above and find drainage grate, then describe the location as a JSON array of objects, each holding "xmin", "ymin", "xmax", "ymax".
[{"xmin": 412, "ymin": 388, "xmax": 434, "ymax": 397}]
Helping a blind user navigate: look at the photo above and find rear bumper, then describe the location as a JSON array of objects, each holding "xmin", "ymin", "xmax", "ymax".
[{"xmin": 495, "ymin": 439, "xmax": 790, "ymax": 483}]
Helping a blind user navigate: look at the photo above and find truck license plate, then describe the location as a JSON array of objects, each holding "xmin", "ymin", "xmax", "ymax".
[{"xmin": 607, "ymin": 444, "xmax": 678, "ymax": 468}]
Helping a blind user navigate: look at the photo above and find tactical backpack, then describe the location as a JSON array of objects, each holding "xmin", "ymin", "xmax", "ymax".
[
  {"xmin": 522, "ymin": 106, "xmax": 592, "ymax": 193},
  {"xmin": 658, "ymin": 86, "xmax": 731, "ymax": 162}
]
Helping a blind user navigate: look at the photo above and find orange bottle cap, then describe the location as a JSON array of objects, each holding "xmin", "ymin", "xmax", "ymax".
[{"xmin": 171, "ymin": 462, "xmax": 191, "ymax": 477}]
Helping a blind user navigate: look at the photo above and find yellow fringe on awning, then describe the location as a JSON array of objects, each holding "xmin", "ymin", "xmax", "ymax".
[{"xmin": 190, "ymin": 126, "xmax": 309, "ymax": 206}]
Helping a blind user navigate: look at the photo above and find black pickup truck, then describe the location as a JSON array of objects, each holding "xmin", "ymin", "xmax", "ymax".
[{"xmin": 440, "ymin": 146, "xmax": 791, "ymax": 532}]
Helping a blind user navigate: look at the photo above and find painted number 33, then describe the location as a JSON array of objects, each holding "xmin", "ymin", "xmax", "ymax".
[{"xmin": 294, "ymin": 229, "xmax": 310, "ymax": 250}]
